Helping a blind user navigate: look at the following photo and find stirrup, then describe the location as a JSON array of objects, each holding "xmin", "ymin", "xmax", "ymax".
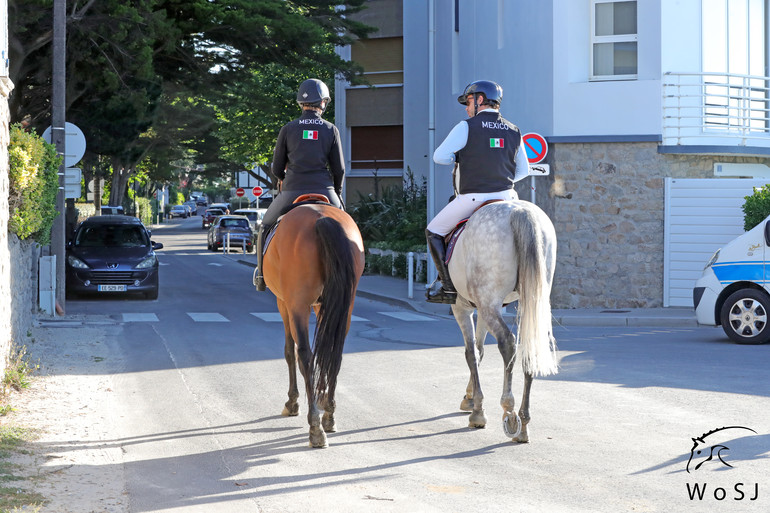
[
  {"xmin": 426, "ymin": 287, "xmax": 456, "ymax": 304},
  {"xmin": 253, "ymin": 267, "xmax": 266, "ymax": 291}
]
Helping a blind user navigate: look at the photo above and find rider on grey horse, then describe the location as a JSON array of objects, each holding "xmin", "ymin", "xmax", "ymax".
[{"xmin": 426, "ymin": 80, "xmax": 532, "ymax": 304}]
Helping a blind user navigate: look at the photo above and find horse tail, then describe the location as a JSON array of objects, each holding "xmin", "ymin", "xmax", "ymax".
[
  {"xmin": 511, "ymin": 207, "xmax": 558, "ymax": 376},
  {"xmin": 313, "ymin": 216, "xmax": 356, "ymax": 404}
]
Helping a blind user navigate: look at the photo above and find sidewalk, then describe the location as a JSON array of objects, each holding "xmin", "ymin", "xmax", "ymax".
[{"xmin": 356, "ymin": 274, "xmax": 698, "ymax": 327}]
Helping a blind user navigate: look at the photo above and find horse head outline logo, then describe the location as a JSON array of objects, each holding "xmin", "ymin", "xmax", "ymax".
[{"xmin": 686, "ymin": 426, "xmax": 757, "ymax": 473}]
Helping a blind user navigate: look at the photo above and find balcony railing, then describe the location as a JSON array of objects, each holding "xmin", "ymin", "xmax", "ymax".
[{"xmin": 662, "ymin": 71, "xmax": 770, "ymax": 148}]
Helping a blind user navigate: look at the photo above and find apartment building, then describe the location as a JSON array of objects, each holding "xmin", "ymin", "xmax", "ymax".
[{"xmin": 339, "ymin": 0, "xmax": 770, "ymax": 308}]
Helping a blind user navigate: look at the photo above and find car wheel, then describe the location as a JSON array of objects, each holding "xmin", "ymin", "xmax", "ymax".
[
  {"xmin": 145, "ymin": 287, "xmax": 158, "ymax": 300},
  {"xmin": 720, "ymin": 289, "xmax": 770, "ymax": 344}
]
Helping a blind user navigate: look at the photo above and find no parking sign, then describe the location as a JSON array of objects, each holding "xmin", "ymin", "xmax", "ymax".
[{"xmin": 522, "ymin": 133, "xmax": 548, "ymax": 164}]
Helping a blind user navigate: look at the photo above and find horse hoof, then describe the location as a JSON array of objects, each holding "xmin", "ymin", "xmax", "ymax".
[
  {"xmin": 502, "ymin": 411, "xmax": 522, "ymax": 440},
  {"xmin": 468, "ymin": 410, "xmax": 487, "ymax": 429},
  {"xmin": 322, "ymin": 415, "xmax": 336, "ymax": 433},
  {"xmin": 459, "ymin": 397, "xmax": 474, "ymax": 412},
  {"xmin": 282, "ymin": 403, "xmax": 299, "ymax": 417},
  {"xmin": 309, "ymin": 428, "xmax": 328, "ymax": 448}
]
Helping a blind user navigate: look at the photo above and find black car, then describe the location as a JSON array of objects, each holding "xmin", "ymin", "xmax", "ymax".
[{"xmin": 66, "ymin": 216, "xmax": 163, "ymax": 299}]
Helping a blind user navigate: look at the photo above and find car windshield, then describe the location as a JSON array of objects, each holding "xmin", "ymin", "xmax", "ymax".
[
  {"xmin": 207, "ymin": 210, "xmax": 224, "ymax": 216},
  {"xmin": 221, "ymin": 219, "xmax": 249, "ymax": 229},
  {"xmin": 171, "ymin": 206, "xmax": 184, "ymax": 211},
  {"xmin": 76, "ymin": 225, "xmax": 148, "ymax": 247}
]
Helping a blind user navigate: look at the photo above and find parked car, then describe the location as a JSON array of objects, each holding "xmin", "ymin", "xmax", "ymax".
[
  {"xmin": 209, "ymin": 202, "xmax": 230, "ymax": 214},
  {"xmin": 232, "ymin": 208, "xmax": 266, "ymax": 231},
  {"xmin": 169, "ymin": 205, "xmax": 189, "ymax": 219},
  {"xmin": 202, "ymin": 208, "xmax": 225, "ymax": 229},
  {"xmin": 694, "ymin": 214, "xmax": 770, "ymax": 344},
  {"xmin": 184, "ymin": 201, "xmax": 198, "ymax": 215},
  {"xmin": 207, "ymin": 215, "xmax": 253, "ymax": 252},
  {"xmin": 65, "ymin": 215, "xmax": 163, "ymax": 299},
  {"xmin": 195, "ymin": 197, "xmax": 208, "ymax": 206}
]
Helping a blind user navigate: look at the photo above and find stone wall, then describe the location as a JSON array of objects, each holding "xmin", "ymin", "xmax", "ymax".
[
  {"xmin": 0, "ymin": 77, "xmax": 39, "ymax": 376},
  {"xmin": 0, "ymin": 76, "xmax": 12, "ymax": 374},
  {"xmin": 545, "ymin": 141, "xmax": 770, "ymax": 308}
]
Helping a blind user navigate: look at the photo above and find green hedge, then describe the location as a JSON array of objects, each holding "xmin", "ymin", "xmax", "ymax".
[
  {"xmin": 8, "ymin": 125, "xmax": 61, "ymax": 244},
  {"xmin": 743, "ymin": 184, "xmax": 770, "ymax": 231}
]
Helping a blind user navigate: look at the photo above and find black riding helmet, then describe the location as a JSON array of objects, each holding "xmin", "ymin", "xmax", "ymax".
[
  {"xmin": 458, "ymin": 80, "xmax": 503, "ymax": 107},
  {"xmin": 297, "ymin": 79, "xmax": 331, "ymax": 107}
]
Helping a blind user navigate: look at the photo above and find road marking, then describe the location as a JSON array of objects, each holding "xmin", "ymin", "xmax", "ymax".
[
  {"xmin": 208, "ymin": 263, "xmax": 223, "ymax": 267},
  {"xmin": 122, "ymin": 313, "xmax": 159, "ymax": 322},
  {"xmin": 250, "ymin": 312, "xmax": 369, "ymax": 322},
  {"xmin": 187, "ymin": 312, "xmax": 229, "ymax": 322},
  {"xmin": 379, "ymin": 312, "xmax": 437, "ymax": 322},
  {"xmin": 251, "ymin": 312, "xmax": 282, "ymax": 322}
]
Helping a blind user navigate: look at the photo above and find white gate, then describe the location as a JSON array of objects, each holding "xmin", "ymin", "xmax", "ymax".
[{"xmin": 664, "ymin": 178, "xmax": 769, "ymax": 307}]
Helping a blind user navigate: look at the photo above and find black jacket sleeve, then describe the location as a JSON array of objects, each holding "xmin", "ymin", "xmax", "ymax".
[
  {"xmin": 328, "ymin": 125, "xmax": 345, "ymax": 193},
  {"xmin": 271, "ymin": 125, "xmax": 289, "ymax": 181}
]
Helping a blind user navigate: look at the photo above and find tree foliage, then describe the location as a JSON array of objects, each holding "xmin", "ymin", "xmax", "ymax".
[
  {"xmin": 9, "ymin": 0, "xmax": 372, "ymax": 207},
  {"xmin": 7, "ymin": 124, "xmax": 61, "ymax": 244},
  {"xmin": 743, "ymin": 185, "xmax": 770, "ymax": 231}
]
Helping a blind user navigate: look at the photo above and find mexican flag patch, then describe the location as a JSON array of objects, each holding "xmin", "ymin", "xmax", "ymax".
[
  {"xmin": 303, "ymin": 130, "xmax": 319, "ymax": 140},
  {"xmin": 489, "ymin": 138, "xmax": 504, "ymax": 148}
]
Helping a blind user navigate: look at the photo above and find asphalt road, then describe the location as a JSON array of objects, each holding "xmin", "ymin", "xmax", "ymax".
[{"xmin": 59, "ymin": 213, "xmax": 770, "ymax": 513}]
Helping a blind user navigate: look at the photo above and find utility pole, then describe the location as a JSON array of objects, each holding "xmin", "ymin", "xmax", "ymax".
[{"xmin": 51, "ymin": 0, "xmax": 66, "ymax": 314}]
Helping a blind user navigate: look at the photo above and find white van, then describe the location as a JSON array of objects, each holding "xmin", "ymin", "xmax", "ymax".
[
  {"xmin": 232, "ymin": 208, "xmax": 266, "ymax": 231},
  {"xmin": 694, "ymin": 214, "xmax": 770, "ymax": 344}
]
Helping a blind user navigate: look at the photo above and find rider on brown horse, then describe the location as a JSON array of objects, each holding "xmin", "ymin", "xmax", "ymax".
[
  {"xmin": 426, "ymin": 80, "xmax": 532, "ymax": 304},
  {"xmin": 254, "ymin": 78, "xmax": 345, "ymax": 291}
]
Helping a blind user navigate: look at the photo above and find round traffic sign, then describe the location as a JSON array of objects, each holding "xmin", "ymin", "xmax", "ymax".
[
  {"xmin": 252, "ymin": 186, "xmax": 264, "ymax": 197},
  {"xmin": 522, "ymin": 133, "xmax": 548, "ymax": 164},
  {"xmin": 42, "ymin": 122, "xmax": 87, "ymax": 167},
  {"xmin": 235, "ymin": 188, "xmax": 245, "ymax": 197}
]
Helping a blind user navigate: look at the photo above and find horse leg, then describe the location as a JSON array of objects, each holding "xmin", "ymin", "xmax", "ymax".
[
  {"xmin": 481, "ymin": 306, "xmax": 522, "ymax": 440},
  {"xmin": 290, "ymin": 306, "xmax": 327, "ymax": 448},
  {"xmin": 278, "ymin": 301, "xmax": 300, "ymax": 417},
  {"xmin": 515, "ymin": 371, "xmax": 533, "ymax": 443},
  {"xmin": 452, "ymin": 304, "xmax": 486, "ymax": 428}
]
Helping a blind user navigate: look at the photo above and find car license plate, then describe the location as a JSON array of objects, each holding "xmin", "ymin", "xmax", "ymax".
[{"xmin": 98, "ymin": 284, "xmax": 126, "ymax": 292}]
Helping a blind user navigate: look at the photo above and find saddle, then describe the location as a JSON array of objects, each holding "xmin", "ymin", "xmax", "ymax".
[
  {"xmin": 444, "ymin": 199, "xmax": 505, "ymax": 265},
  {"xmin": 263, "ymin": 194, "xmax": 332, "ymax": 255}
]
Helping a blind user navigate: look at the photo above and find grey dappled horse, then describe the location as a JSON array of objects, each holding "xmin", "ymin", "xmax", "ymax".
[{"xmin": 447, "ymin": 200, "xmax": 558, "ymax": 442}]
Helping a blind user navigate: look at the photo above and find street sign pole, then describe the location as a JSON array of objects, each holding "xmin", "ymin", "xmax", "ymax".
[
  {"xmin": 51, "ymin": 0, "xmax": 66, "ymax": 315},
  {"xmin": 522, "ymin": 133, "xmax": 549, "ymax": 205}
]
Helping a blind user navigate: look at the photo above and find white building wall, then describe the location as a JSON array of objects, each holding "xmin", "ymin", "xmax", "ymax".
[
  {"xmin": 552, "ymin": 0, "xmax": 662, "ymax": 137},
  {"xmin": 660, "ymin": 0, "xmax": 702, "ymax": 73}
]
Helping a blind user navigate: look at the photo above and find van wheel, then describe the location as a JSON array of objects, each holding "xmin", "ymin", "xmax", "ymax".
[{"xmin": 720, "ymin": 289, "xmax": 770, "ymax": 344}]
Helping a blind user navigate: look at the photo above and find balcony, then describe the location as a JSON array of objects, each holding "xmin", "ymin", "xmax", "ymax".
[{"xmin": 661, "ymin": 72, "xmax": 770, "ymax": 156}]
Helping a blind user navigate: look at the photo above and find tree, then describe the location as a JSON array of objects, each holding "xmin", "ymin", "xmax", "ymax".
[{"xmin": 9, "ymin": 0, "xmax": 372, "ymax": 207}]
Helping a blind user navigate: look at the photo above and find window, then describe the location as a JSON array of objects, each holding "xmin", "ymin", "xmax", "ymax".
[
  {"xmin": 350, "ymin": 126, "xmax": 403, "ymax": 174},
  {"xmin": 590, "ymin": 1, "xmax": 638, "ymax": 80},
  {"xmin": 350, "ymin": 37, "xmax": 403, "ymax": 85},
  {"xmin": 702, "ymin": 0, "xmax": 767, "ymax": 132}
]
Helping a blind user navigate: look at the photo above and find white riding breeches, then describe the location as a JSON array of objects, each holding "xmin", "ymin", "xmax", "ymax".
[{"xmin": 427, "ymin": 189, "xmax": 518, "ymax": 236}]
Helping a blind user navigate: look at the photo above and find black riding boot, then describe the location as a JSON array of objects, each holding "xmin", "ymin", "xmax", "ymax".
[
  {"xmin": 425, "ymin": 229, "xmax": 456, "ymax": 304},
  {"xmin": 254, "ymin": 224, "xmax": 268, "ymax": 291}
]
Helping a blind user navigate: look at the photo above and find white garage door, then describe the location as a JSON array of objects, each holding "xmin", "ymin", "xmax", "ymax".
[{"xmin": 664, "ymin": 178, "xmax": 769, "ymax": 307}]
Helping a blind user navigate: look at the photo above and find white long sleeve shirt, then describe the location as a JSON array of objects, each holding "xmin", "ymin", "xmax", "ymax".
[{"xmin": 433, "ymin": 110, "xmax": 531, "ymax": 186}]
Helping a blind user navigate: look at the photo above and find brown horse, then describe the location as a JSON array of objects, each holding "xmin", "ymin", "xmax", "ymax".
[{"xmin": 263, "ymin": 202, "xmax": 365, "ymax": 448}]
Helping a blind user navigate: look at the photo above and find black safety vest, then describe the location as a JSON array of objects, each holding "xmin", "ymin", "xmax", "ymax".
[
  {"xmin": 271, "ymin": 110, "xmax": 345, "ymax": 192},
  {"xmin": 456, "ymin": 111, "xmax": 521, "ymax": 194}
]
